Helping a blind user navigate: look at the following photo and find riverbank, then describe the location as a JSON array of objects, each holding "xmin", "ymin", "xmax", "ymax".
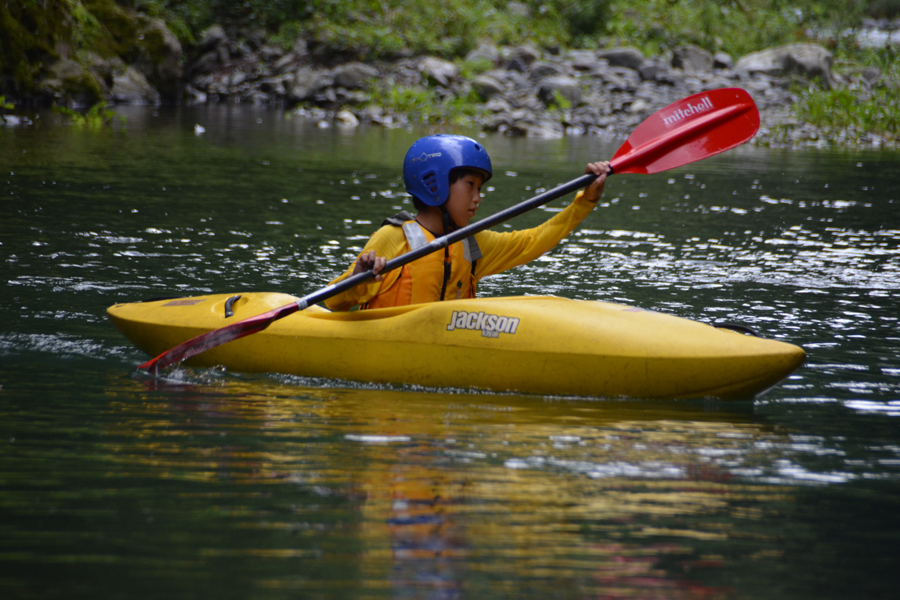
[
  {"xmin": 160, "ymin": 28, "xmax": 900, "ymax": 150},
  {"xmin": 3, "ymin": 20, "xmax": 899, "ymax": 150}
]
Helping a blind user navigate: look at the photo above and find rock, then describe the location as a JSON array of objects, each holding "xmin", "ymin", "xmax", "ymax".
[
  {"xmin": 37, "ymin": 58, "xmax": 104, "ymax": 105},
  {"xmin": 110, "ymin": 66, "xmax": 161, "ymax": 104},
  {"xmin": 200, "ymin": 25, "xmax": 227, "ymax": 52},
  {"xmin": 538, "ymin": 75, "xmax": 582, "ymax": 107},
  {"xmin": 714, "ymin": 52, "xmax": 734, "ymax": 70},
  {"xmin": 259, "ymin": 45, "xmax": 284, "ymax": 62},
  {"xmin": 419, "ymin": 57, "xmax": 459, "ymax": 87},
  {"xmin": 860, "ymin": 66, "xmax": 881, "ymax": 84},
  {"xmin": 735, "ymin": 43, "xmax": 834, "ymax": 88},
  {"xmin": 191, "ymin": 51, "xmax": 220, "ymax": 75},
  {"xmin": 597, "ymin": 48, "xmax": 645, "ymax": 72},
  {"xmin": 293, "ymin": 38, "xmax": 309, "ymax": 56},
  {"xmin": 332, "ymin": 63, "xmax": 378, "ymax": 89},
  {"xmin": 628, "ymin": 98, "xmax": 649, "ymax": 114},
  {"xmin": 274, "ymin": 53, "xmax": 299, "ymax": 74},
  {"xmin": 506, "ymin": 2, "xmax": 531, "ymax": 18},
  {"xmin": 508, "ymin": 45, "xmax": 542, "ymax": 67},
  {"xmin": 638, "ymin": 61, "xmax": 666, "ymax": 81},
  {"xmin": 529, "ymin": 61, "xmax": 563, "ymax": 80},
  {"xmin": 134, "ymin": 18, "xmax": 183, "ymax": 101},
  {"xmin": 569, "ymin": 50, "xmax": 599, "ymax": 71},
  {"xmin": 289, "ymin": 67, "xmax": 330, "ymax": 102},
  {"xmin": 466, "ymin": 45, "xmax": 499, "ymax": 65},
  {"xmin": 229, "ymin": 71, "xmax": 248, "ymax": 87},
  {"xmin": 486, "ymin": 97, "xmax": 513, "ymax": 113},
  {"xmin": 83, "ymin": 52, "xmax": 125, "ymax": 88},
  {"xmin": 335, "ymin": 110, "xmax": 360, "ymax": 127},
  {"xmin": 672, "ymin": 44, "xmax": 714, "ymax": 72},
  {"xmin": 508, "ymin": 117, "xmax": 564, "ymax": 138},
  {"xmin": 472, "ymin": 75, "xmax": 505, "ymax": 100}
]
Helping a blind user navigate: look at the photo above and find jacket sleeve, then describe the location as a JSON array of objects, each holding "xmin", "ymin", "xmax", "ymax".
[
  {"xmin": 323, "ymin": 226, "xmax": 408, "ymax": 311},
  {"xmin": 472, "ymin": 190, "xmax": 597, "ymax": 279}
]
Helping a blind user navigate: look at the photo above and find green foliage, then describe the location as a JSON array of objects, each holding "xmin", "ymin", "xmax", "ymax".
[
  {"xmin": 604, "ymin": 0, "xmax": 867, "ymax": 58},
  {"xmin": 459, "ymin": 57, "xmax": 494, "ymax": 81},
  {"xmin": 54, "ymin": 102, "xmax": 126, "ymax": 128},
  {"xmin": 366, "ymin": 83, "xmax": 488, "ymax": 126},
  {"xmin": 0, "ymin": 96, "xmax": 14, "ymax": 112},
  {"xmin": 548, "ymin": 89, "xmax": 573, "ymax": 111},
  {"xmin": 791, "ymin": 84, "xmax": 900, "ymax": 142}
]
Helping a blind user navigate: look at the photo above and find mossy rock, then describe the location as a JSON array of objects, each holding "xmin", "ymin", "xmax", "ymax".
[{"xmin": 36, "ymin": 58, "xmax": 106, "ymax": 106}]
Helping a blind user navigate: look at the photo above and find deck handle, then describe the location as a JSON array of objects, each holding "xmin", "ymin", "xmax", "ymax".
[{"xmin": 224, "ymin": 295, "xmax": 242, "ymax": 318}]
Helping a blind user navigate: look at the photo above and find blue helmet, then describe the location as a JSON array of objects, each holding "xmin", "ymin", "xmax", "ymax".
[{"xmin": 403, "ymin": 134, "xmax": 492, "ymax": 207}]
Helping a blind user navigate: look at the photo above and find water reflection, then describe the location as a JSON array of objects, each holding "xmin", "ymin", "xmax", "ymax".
[{"xmin": 65, "ymin": 373, "xmax": 865, "ymax": 597}]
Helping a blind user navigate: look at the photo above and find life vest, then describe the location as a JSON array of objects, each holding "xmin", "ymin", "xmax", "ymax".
[{"xmin": 361, "ymin": 211, "xmax": 481, "ymax": 310}]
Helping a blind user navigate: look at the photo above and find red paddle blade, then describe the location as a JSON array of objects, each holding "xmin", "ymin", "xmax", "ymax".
[
  {"xmin": 137, "ymin": 301, "xmax": 300, "ymax": 372},
  {"xmin": 611, "ymin": 88, "xmax": 759, "ymax": 175}
]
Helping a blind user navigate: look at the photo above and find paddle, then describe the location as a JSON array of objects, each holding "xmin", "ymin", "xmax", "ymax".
[{"xmin": 138, "ymin": 87, "xmax": 759, "ymax": 373}]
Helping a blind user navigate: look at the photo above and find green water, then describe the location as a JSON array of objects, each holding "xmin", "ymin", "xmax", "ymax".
[{"xmin": 2, "ymin": 105, "xmax": 899, "ymax": 599}]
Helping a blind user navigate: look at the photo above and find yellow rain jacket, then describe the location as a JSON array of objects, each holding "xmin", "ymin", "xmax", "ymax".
[{"xmin": 325, "ymin": 191, "xmax": 597, "ymax": 311}]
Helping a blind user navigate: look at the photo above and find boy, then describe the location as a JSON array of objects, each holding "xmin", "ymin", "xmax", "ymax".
[{"xmin": 325, "ymin": 134, "xmax": 610, "ymax": 311}]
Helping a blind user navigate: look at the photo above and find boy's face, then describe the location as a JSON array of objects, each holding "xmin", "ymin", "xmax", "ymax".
[{"xmin": 445, "ymin": 172, "xmax": 484, "ymax": 227}]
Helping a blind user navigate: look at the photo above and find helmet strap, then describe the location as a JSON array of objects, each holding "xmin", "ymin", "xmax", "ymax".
[{"xmin": 439, "ymin": 205, "xmax": 458, "ymax": 235}]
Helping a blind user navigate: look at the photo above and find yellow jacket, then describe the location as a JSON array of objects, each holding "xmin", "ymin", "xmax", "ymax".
[{"xmin": 324, "ymin": 191, "xmax": 596, "ymax": 311}]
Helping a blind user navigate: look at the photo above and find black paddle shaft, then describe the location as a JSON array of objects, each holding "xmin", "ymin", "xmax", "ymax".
[{"xmin": 295, "ymin": 172, "xmax": 600, "ymax": 310}]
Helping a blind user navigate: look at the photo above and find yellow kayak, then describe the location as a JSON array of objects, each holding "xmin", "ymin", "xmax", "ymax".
[{"xmin": 107, "ymin": 293, "xmax": 805, "ymax": 399}]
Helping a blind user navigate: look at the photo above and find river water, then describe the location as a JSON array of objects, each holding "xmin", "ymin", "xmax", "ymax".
[{"xmin": 2, "ymin": 105, "xmax": 899, "ymax": 599}]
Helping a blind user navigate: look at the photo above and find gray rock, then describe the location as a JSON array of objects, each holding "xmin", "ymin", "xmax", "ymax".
[
  {"xmin": 486, "ymin": 97, "xmax": 513, "ymax": 113},
  {"xmin": 597, "ymin": 48, "xmax": 645, "ymax": 72},
  {"xmin": 134, "ymin": 18, "xmax": 183, "ymax": 101},
  {"xmin": 273, "ymin": 53, "xmax": 298, "ymax": 74},
  {"xmin": 466, "ymin": 45, "xmax": 499, "ymax": 65},
  {"xmin": 259, "ymin": 45, "xmax": 284, "ymax": 61},
  {"xmin": 293, "ymin": 38, "xmax": 309, "ymax": 56},
  {"xmin": 335, "ymin": 110, "xmax": 360, "ymax": 127},
  {"xmin": 568, "ymin": 50, "xmax": 599, "ymax": 71},
  {"xmin": 714, "ymin": 52, "xmax": 734, "ymax": 70},
  {"xmin": 735, "ymin": 44, "xmax": 834, "ymax": 88},
  {"xmin": 289, "ymin": 67, "xmax": 330, "ymax": 102},
  {"xmin": 229, "ymin": 71, "xmax": 248, "ymax": 87},
  {"xmin": 200, "ymin": 25, "xmax": 227, "ymax": 52},
  {"xmin": 538, "ymin": 75, "xmax": 582, "ymax": 107},
  {"xmin": 529, "ymin": 61, "xmax": 563, "ymax": 80},
  {"xmin": 508, "ymin": 45, "xmax": 541, "ymax": 67},
  {"xmin": 83, "ymin": 52, "xmax": 125, "ymax": 86},
  {"xmin": 420, "ymin": 57, "xmax": 458, "ymax": 87},
  {"xmin": 638, "ymin": 61, "xmax": 666, "ymax": 81},
  {"xmin": 111, "ymin": 66, "xmax": 161, "ymax": 104},
  {"xmin": 508, "ymin": 117, "xmax": 564, "ymax": 138},
  {"xmin": 472, "ymin": 75, "xmax": 504, "ymax": 100},
  {"xmin": 506, "ymin": 1, "xmax": 531, "ymax": 18},
  {"xmin": 192, "ymin": 50, "xmax": 220, "ymax": 75},
  {"xmin": 332, "ymin": 63, "xmax": 378, "ymax": 89},
  {"xmin": 860, "ymin": 66, "xmax": 881, "ymax": 83},
  {"xmin": 37, "ymin": 58, "xmax": 104, "ymax": 104},
  {"xmin": 672, "ymin": 45, "xmax": 714, "ymax": 72}
]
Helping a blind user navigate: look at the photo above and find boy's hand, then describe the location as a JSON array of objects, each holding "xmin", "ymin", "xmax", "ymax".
[
  {"xmin": 353, "ymin": 250, "xmax": 386, "ymax": 281},
  {"xmin": 581, "ymin": 161, "xmax": 611, "ymax": 203}
]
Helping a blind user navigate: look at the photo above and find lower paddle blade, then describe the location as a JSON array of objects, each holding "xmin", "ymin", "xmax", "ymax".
[
  {"xmin": 138, "ymin": 301, "xmax": 300, "ymax": 372},
  {"xmin": 611, "ymin": 88, "xmax": 759, "ymax": 175}
]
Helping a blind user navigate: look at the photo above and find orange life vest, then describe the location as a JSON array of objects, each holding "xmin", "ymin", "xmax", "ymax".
[{"xmin": 362, "ymin": 217, "xmax": 480, "ymax": 310}]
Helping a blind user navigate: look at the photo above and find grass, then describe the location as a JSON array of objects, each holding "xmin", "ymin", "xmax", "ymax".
[
  {"xmin": 365, "ymin": 83, "xmax": 489, "ymax": 127},
  {"xmin": 53, "ymin": 102, "xmax": 125, "ymax": 128}
]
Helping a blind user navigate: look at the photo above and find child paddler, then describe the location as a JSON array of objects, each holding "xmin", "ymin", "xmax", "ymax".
[{"xmin": 325, "ymin": 134, "xmax": 610, "ymax": 311}]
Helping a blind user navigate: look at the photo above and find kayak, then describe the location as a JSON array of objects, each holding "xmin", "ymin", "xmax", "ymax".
[{"xmin": 107, "ymin": 293, "xmax": 805, "ymax": 399}]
